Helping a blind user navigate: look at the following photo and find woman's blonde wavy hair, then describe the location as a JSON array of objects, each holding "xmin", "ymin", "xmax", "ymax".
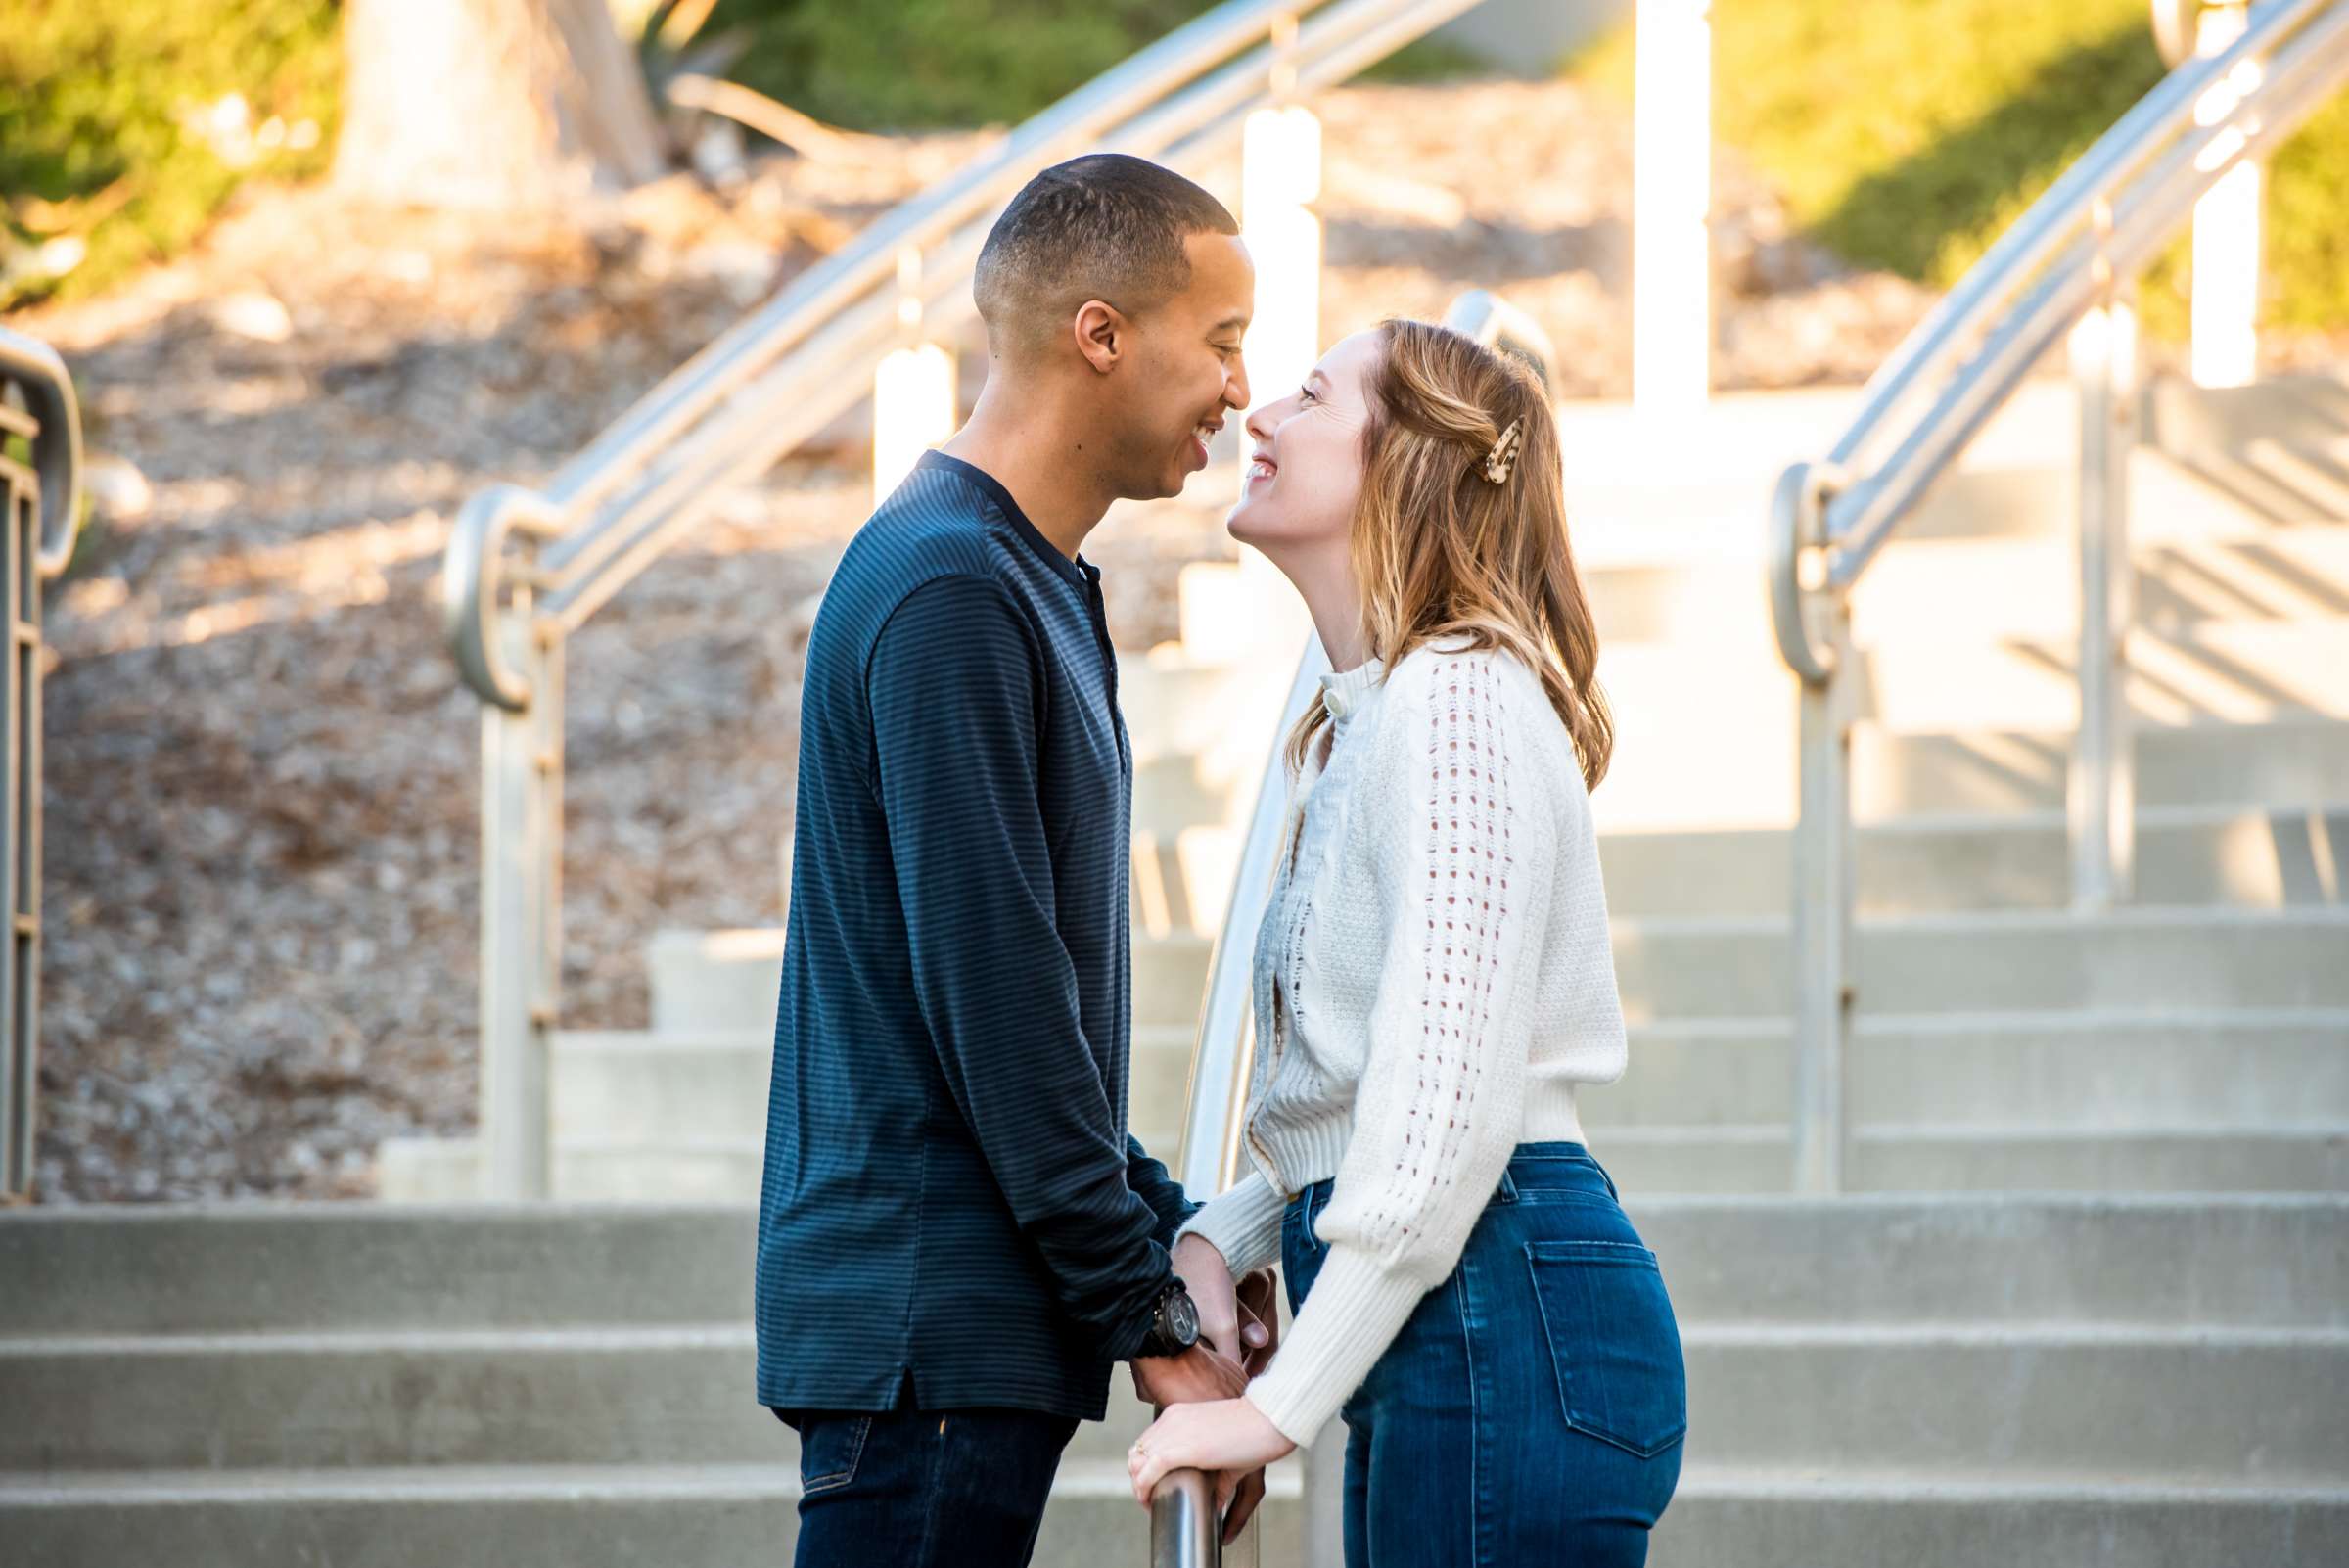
[{"xmin": 1285, "ymin": 317, "xmax": 1613, "ymax": 792}]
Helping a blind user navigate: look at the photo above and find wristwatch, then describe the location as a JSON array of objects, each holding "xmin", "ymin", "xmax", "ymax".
[{"xmin": 1132, "ymin": 1276, "xmax": 1202, "ymax": 1359}]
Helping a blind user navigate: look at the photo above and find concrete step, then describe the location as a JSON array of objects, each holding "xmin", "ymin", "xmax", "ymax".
[
  {"xmin": 1592, "ymin": 714, "xmax": 2349, "ymax": 833},
  {"xmin": 631, "ymin": 911, "xmax": 2342, "ymax": 1108},
  {"xmin": 534, "ymin": 1026, "xmax": 1193, "ymax": 1149},
  {"xmin": 0, "ymin": 1206, "xmax": 759, "ymax": 1336},
  {"xmin": 0, "ymin": 1328, "xmax": 1178, "ymax": 1473},
  {"xmin": 1606, "ymin": 907, "xmax": 2349, "ymax": 1020},
  {"xmin": 1649, "ymin": 1469, "xmax": 2349, "ymax": 1568},
  {"xmin": 0, "ymin": 1460, "xmax": 1303, "ymax": 1568},
  {"xmin": 1557, "ymin": 378, "xmax": 2083, "ymax": 496},
  {"xmin": 2144, "ymin": 369, "xmax": 2349, "ymax": 523},
  {"xmin": 16, "ymin": 1197, "xmax": 2338, "ymax": 1338},
  {"xmin": 1594, "ymin": 1124, "xmax": 2349, "ymax": 1194},
  {"xmin": 652, "ymin": 929, "xmax": 1213, "ymax": 1036},
  {"xmin": 1598, "ymin": 681, "xmax": 2349, "ymax": 840},
  {"xmin": 1622, "ymin": 1194, "xmax": 2349, "ymax": 1328},
  {"xmin": 1598, "ymin": 807, "xmax": 2349, "ymax": 917},
  {"xmin": 1586, "ymin": 1010, "xmax": 2349, "ymax": 1127},
  {"xmin": 1596, "ymin": 616, "xmax": 2349, "ymax": 735},
  {"xmin": 1677, "ymin": 1324, "xmax": 2349, "ymax": 1480},
  {"xmin": 1852, "ymin": 715, "xmax": 2349, "ymax": 820},
  {"xmin": 10, "ymin": 1319, "xmax": 2340, "ymax": 1478},
  {"xmin": 1588, "ymin": 518, "xmax": 2349, "ymax": 648},
  {"xmin": 6, "ymin": 1462, "xmax": 2336, "ymax": 1568},
  {"xmin": 377, "ymin": 1136, "xmax": 765, "ymax": 1205}
]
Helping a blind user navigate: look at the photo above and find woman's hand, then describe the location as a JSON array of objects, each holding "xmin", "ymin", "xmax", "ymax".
[
  {"xmin": 1126, "ymin": 1398, "xmax": 1297, "ymax": 1514},
  {"xmin": 1172, "ymin": 1235, "xmax": 1272, "ymax": 1365}
]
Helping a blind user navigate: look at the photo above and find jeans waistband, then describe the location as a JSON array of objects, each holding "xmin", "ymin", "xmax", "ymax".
[{"xmin": 1282, "ymin": 1140, "xmax": 1614, "ymax": 1212}]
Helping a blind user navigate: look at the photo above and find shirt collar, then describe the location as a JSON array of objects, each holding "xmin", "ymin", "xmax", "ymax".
[
  {"xmin": 1318, "ymin": 657, "xmax": 1385, "ymax": 723},
  {"xmin": 915, "ymin": 449, "xmax": 1090, "ymax": 589}
]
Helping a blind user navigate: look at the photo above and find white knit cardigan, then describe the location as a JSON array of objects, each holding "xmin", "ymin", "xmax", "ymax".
[{"xmin": 1173, "ymin": 636, "xmax": 1628, "ymax": 1445}]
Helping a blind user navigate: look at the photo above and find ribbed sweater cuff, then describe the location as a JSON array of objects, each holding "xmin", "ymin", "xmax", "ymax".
[
  {"xmin": 1171, "ymin": 1173, "xmax": 1286, "ymax": 1279},
  {"xmin": 1243, "ymin": 1242, "xmax": 1430, "ymax": 1447}
]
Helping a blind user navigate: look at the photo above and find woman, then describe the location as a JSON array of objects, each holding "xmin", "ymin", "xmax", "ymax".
[{"xmin": 1127, "ymin": 319, "xmax": 1686, "ymax": 1565}]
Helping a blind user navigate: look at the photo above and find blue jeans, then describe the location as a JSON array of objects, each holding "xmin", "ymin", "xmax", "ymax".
[
  {"xmin": 1284, "ymin": 1141, "xmax": 1686, "ymax": 1568},
  {"xmin": 777, "ymin": 1375, "xmax": 1081, "ymax": 1568}
]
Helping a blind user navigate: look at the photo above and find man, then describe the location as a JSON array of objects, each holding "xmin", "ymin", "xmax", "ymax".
[{"xmin": 756, "ymin": 154, "xmax": 1272, "ymax": 1567}]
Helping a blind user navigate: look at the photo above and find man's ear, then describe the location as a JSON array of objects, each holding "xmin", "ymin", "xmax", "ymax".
[{"xmin": 1072, "ymin": 300, "xmax": 1125, "ymax": 375}]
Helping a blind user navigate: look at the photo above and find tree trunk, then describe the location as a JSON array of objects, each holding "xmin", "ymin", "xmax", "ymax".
[{"xmin": 335, "ymin": 0, "xmax": 668, "ymax": 210}]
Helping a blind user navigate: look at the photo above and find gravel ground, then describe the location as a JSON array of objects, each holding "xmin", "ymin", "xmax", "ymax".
[{"xmin": 10, "ymin": 72, "xmax": 2323, "ymax": 1202}]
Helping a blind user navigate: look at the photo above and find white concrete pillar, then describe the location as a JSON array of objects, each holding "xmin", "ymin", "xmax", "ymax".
[
  {"xmin": 2189, "ymin": 2, "xmax": 2259, "ymax": 389},
  {"xmin": 1633, "ymin": 0, "xmax": 1712, "ymax": 416},
  {"xmin": 1240, "ymin": 104, "xmax": 1323, "ymax": 424},
  {"xmin": 874, "ymin": 245, "xmax": 956, "ymax": 507}
]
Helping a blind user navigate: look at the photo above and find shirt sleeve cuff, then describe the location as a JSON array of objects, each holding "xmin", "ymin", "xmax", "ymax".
[
  {"xmin": 1170, "ymin": 1171, "xmax": 1288, "ymax": 1279},
  {"xmin": 1241, "ymin": 1240, "xmax": 1429, "ymax": 1447}
]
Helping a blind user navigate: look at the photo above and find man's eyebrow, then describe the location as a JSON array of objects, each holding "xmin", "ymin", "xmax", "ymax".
[{"xmin": 1211, "ymin": 313, "xmax": 1251, "ymax": 333}]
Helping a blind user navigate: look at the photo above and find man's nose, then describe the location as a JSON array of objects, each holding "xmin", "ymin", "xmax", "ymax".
[{"xmin": 1226, "ymin": 359, "xmax": 1251, "ymax": 413}]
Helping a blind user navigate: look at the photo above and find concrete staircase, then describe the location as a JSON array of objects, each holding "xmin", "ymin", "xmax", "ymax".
[
  {"xmin": 10, "ymin": 370, "xmax": 2342, "ymax": 1565},
  {"xmin": 4, "ymin": 1195, "xmax": 2341, "ymax": 1564}
]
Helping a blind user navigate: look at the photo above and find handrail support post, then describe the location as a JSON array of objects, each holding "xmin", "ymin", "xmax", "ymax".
[
  {"xmin": 1791, "ymin": 592, "xmax": 1854, "ymax": 1196},
  {"xmin": 479, "ymin": 607, "xmax": 564, "ymax": 1199},
  {"xmin": 2068, "ymin": 295, "xmax": 2139, "ymax": 912}
]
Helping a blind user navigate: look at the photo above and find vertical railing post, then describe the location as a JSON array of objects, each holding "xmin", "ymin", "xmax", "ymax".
[
  {"xmin": 479, "ymin": 603, "xmax": 564, "ymax": 1199},
  {"xmin": 1633, "ymin": 0, "xmax": 1713, "ymax": 416},
  {"xmin": 0, "ymin": 330, "xmax": 76, "ymax": 1204},
  {"xmin": 1, "ymin": 432, "xmax": 39, "ymax": 1198},
  {"xmin": 1790, "ymin": 593, "xmax": 1854, "ymax": 1195},
  {"xmin": 2068, "ymin": 291, "xmax": 2139, "ymax": 911}
]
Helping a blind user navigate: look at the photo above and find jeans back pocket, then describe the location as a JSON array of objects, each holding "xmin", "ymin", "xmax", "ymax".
[
  {"xmin": 798, "ymin": 1411, "xmax": 875, "ymax": 1496},
  {"xmin": 1524, "ymin": 1239, "xmax": 1688, "ymax": 1458}
]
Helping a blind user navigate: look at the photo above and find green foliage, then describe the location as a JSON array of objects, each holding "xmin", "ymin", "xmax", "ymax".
[
  {"xmin": 703, "ymin": 0, "xmax": 1480, "ymax": 132},
  {"xmin": 0, "ymin": 0, "xmax": 342, "ymax": 310},
  {"xmin": 1562, "ymin": 0, "xmax": 2349, "ymax": 335},
  {"xmin": 0, "ymin": 0, "xmax": 1482, "ymax": 308}
]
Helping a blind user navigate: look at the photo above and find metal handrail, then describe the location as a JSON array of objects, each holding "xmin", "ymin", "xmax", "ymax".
[
  {"xmin": 446, "ymin": 0, "xmax": 1493, "ymax": 713},
  {"xmin": 1770, "ymin": 0, "xmax": 2349, "ymax": 681},
  {"xmin": 1767, "ymin": 0, "xmax": 2349, "ymax": 1192},
  {"xmin": 0, "ymin": 328, "xmax": 85, "ymax": 579}
]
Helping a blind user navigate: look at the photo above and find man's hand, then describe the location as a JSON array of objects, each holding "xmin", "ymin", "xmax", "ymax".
[
  {"xmin": 1139, "ymin": 1251, "xmax": 1285, "ymax": 1545},
  {"xmin": 1129, "ymin": 1340, "xmax": 1249, "ymax": 1409},
  {"xmin": 1234, "ymin": 1268, "xmax": 1279, "ymax": 1376}
]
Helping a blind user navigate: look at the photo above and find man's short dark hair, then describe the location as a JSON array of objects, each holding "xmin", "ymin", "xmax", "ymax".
[{"xmin": 974, "ymin": 154, "xmax": 1240, "ymax": 361}]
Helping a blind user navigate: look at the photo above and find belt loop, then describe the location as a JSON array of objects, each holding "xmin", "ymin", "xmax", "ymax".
[{"xmin": 1496, "ymin": 1167, "xmax": 1519, "ymax": 1204}]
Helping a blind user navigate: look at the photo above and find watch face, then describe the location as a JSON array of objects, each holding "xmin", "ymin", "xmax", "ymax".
[{"xmin": 1166, "ymin": 1287, "xmax": 1200, "ymax": 1346}]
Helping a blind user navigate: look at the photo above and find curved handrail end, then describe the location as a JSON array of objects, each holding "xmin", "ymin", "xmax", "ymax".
[
  {"xmin": 1769, "ymin": 460, "xmax": 1844, "ymax": 686},
  {"xmin": 444, "ymin": 484, "xmax": 565, "ymax": 713},
  {"xmin": 0, "ymin": 325, "xmax": 86, "ymax": 578}
]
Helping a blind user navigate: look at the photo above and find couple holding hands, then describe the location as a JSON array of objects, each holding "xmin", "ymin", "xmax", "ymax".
[{"xmin": 756, "ymin": 151, "xmax": 1686, "ymax": 1568}]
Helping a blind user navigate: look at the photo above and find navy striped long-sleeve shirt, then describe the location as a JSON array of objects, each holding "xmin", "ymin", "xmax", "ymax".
[{"xmin": 756, "ymin": 448, "xmax": 1198, "ymax": 1421}]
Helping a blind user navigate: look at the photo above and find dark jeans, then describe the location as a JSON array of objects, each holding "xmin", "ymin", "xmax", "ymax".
[
  {"xmin": 1285, "ymin": 1141, "xmax": 1686, "ymax": 1568},
  {"xmin": 776, "ymin": 1375, "xmax": 1082, "ymax": 1568}
]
